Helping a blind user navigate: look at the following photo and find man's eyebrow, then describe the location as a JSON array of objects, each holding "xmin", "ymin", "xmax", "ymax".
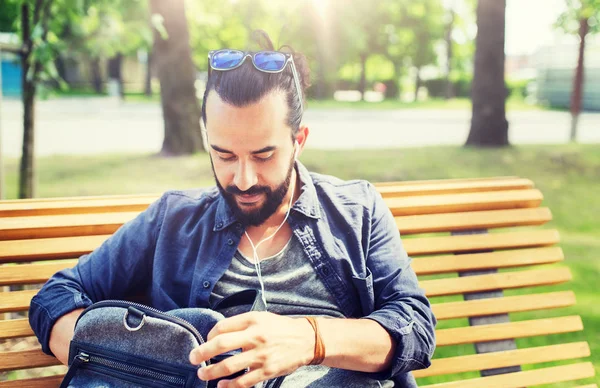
[
  {"xmin": 210, "ymin": 145, "xmax": 276, "ymax": 154},
  {"xmin": 210, "ymin": 145, "xmax": 232, "ymax": 153},
  {"xmin": 251, "ymin": 146, "xmax": 276, "ymax": 154}
]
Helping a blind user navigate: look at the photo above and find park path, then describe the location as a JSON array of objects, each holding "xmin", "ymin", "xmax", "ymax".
[{"xmin": 1, "ymin": 97, "xmax": 598, "ymax": 157}]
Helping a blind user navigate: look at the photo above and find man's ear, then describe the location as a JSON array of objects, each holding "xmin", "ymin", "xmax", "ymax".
[{"xmin": 295, "ymin": 126, "xmax": 309, "ymax": 157}]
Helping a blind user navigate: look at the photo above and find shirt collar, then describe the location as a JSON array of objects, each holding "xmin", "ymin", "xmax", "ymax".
[{"xmin": 213, "ymin": 160, "xmax": 321, "ymax": 232}]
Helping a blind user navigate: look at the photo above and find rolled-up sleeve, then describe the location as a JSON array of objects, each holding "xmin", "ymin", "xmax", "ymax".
[
  {"xmin": 29, "ymin": 194, "xmax": 166, "ymax": 356},
  {"xmin": 362, "ymin": 185, "xmax": 437, "ymax": 379}
]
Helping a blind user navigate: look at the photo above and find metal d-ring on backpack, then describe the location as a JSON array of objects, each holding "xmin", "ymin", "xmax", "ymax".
[{"xmin": 60, "ymin": 289, "xmax": 284, "ymax": 388}]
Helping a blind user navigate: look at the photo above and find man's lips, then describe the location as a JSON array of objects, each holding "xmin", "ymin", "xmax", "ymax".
[{"xmin": 236, "ymin": 193, "xmax": 263, "ymax": 204}]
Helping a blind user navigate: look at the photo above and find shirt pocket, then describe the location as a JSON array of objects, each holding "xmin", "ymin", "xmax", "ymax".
[{"xmin": 351, "ymin": 267, "xmax": 375, "ymax": 316}]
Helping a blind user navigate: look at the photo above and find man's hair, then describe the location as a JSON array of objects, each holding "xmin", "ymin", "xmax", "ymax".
[{"xmin": 201, "ymin": 30, "xmax": 311, "ymax": 141}]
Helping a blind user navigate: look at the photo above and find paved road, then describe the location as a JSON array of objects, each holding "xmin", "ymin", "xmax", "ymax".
[{"xmin": 1, "ymin": 97, "xmax": 598, "ymax": 157}]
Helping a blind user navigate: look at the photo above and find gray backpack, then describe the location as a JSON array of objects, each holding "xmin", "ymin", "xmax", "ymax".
[{"xmin": 60, "ymin": 289, "xmax": 284, "ymax": 388}]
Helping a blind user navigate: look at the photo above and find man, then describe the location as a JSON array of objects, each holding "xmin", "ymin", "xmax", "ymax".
[{"xmin": 29, "ymin": 36, "xmax": 436, "ymax": 388}]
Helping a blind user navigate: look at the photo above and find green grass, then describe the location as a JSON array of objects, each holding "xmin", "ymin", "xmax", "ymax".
[{"xmin": 3, "ymin": 144, "xmax": 598, "ymax": 385}]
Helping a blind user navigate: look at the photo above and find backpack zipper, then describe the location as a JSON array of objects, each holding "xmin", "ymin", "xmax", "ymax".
[
  {"xmin": 78, "ymin": 300, "xmax": 205, "ymax": 346},
  {"xmin": 75, "ymin": 351, "xmax": 187, "ymax": 386}
]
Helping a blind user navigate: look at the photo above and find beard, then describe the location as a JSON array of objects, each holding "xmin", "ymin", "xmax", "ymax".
[{"xmin": 213, "ymin": 154, "xmax": 296, "ymax": 227}]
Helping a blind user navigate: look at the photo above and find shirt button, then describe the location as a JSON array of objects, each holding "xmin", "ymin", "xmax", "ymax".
[
  {"xmin": 235, "ymin": 222, "xmax": 242, "ymax": 229},
  {"xmin": 322, "ymin": 267, "xmax": 330, "ymax": 276},
  {"xmin": 227, "ymin": 239, "xmax": 234, "ymax": 246},
  {"xmin": 203, "ymin": 281, "xmax": 211, "ymax": 288},
  {"xmin": 217, "ymin": 222, "xmax": 223, "ymax": 228}
]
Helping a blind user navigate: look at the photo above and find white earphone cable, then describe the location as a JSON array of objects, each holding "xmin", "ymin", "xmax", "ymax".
[{"xmin": 244, "ymin": 153, "xmax": 297, "ymax": 309}]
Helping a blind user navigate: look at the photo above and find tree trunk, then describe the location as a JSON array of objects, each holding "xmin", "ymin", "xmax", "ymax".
[
  {"xmin": 570, "ymin": 17, "xmax": 588, "ymax": 143},
  {"xmin": 90, "ymin": 57, "xmax": 103, "ymax": 94},
  {"xmin": 145, "ymin": 50, "xmax": 152, "ymax": 97},
  {"xmin": 414, "ymin": 67, "xmax": 422, "ymax": 102},
  {"xmin": 465, "ymin": 0, "xmax": 509, "ymax": 147},
  {"xmin": 150, "ymin": 0, "xmax": 203, "ymax": 155},
  {"xmin": 358, "ymin": 53, "xmax": 367, "ymax": 100},
  {"xmin": 19, "ymin": 3, "xmax": 35, "ymax": 199},
  {"xmin": 445, "ymin": 7, "xmax": 455, "ymax": 100},
  {"xmin": 108, "ymin": 53, "xmax": 124, "ymax": 98},
  {"xmin": 392, "ymin": 62, "xmax": 402, "ymax": 100}
]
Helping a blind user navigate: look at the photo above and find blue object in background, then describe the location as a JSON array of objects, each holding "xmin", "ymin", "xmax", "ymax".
[{"xmin": 1, "ymin": 57, "xmax": 22, "ymax": 97}]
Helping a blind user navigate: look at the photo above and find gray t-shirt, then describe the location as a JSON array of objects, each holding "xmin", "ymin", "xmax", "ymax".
[
  {"xmin": 210, "ymin": 236, "xmax": 393, "ymax": 388},
  {"xmin": 210, "ymin": 236, "xmax": 345, "ymax": 318}
]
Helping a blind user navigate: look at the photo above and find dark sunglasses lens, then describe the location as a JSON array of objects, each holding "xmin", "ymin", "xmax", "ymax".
[
  {"xmin": 211, "ymin": 50, "xmax": 244, "ymax": 70},
  {"xmin": 254, "ymin": 52, "xmax": 287, "ymax": 71}
]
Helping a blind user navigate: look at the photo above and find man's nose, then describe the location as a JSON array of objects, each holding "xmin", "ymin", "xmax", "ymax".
[{"xmin": 233, "ymin": 161, "xmax": 258, "ymax": 192}]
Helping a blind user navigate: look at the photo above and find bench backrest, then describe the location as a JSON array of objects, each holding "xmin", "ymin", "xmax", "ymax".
[{"xmin": 0, "ymin": 177, "xmax": 596, "ymax": 387}]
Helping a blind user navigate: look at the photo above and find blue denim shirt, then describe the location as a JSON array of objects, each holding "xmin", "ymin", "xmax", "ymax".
[{"xmin": 29, "ymin": 162, "xmax": 436, "ymax": 386}]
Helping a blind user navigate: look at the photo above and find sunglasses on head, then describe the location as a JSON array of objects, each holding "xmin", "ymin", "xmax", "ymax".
[{"xmin": 208, "ymin": 49, "xmax": 304, "ymax": 113}]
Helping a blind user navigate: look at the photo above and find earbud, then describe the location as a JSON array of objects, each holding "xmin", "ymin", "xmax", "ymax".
[{"xmin": 294, "ymin": 141, "xmax": 300, "ymax": 160}]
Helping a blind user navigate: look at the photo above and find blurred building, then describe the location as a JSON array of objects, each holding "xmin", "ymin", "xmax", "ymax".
[
  {"xmin": 0, "ymin": 32, "xmax": 21, "ymax": 97},
  {"xmin": 534, "ymin": 36, "xmax": 600, "ymax": 111},
  {"xmin": 59, "ymin": 52, "xmax": 150, "ymax": 94}
]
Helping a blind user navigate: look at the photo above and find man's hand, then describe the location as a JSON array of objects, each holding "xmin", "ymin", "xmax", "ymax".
[
  {"xmin": 189, "ymin": 311, "xmax": 315, "ymax": 388},
  {"xmin": 48, "ymin": 308, "xmax": 84, "ymax": 365}
]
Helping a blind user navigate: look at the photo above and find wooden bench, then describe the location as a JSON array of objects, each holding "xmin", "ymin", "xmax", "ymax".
[{"xmin": 0, "ymin": 177, "xmax": 596, "ymax": 387}]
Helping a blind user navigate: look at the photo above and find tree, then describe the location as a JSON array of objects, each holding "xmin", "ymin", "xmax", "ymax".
[
  {"xmin": 150, "ymin": 0, "xmax": 204, "ymax": 155},
  {"xmin": 408, "ymin": 1, "xmax": 445, "ymax": 101},
  {"xmin": 0, "ymin": 1, "xmax": 19, "ymax": 32},
  {"xmin": 465, "ymin": 0, "xmax": 509, "ymax": 147},
  {"xmin": 59, "ymin": 0, "xmax": 152, "ymax": 96},
  {"xmin": 17, "ymin": 0, "xmax": 78, "ymax": 198},
  {"xmin": 556, "ymin": 0, "xmax": 600, "ymax": 142},
  {"xmin": 334, "ymin": 0, "xmax": 389, "ymax": 100}
]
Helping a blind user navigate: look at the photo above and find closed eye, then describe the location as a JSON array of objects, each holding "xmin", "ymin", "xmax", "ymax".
[
  {"xmin": 216, "ymin": 152, "xmax": 236, "ymax": 161},
  {"xmin": 253, "ymin": 152, "xmax": 274, "ymax": 162}
]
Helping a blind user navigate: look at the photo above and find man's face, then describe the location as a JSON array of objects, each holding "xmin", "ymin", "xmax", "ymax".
[{"xmin": 205, "ymin": 89, "xmax": 297, "ymax": 227}]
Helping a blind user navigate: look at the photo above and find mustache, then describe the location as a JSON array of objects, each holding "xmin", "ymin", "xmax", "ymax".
[{"xmin": 225, "ymin": 185, "xmax": 270, "ymax": 196}]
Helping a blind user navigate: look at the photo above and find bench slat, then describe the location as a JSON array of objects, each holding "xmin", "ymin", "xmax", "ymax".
[
  {"xmin": 0, "ymin": 291, "xmax": 577, "ymax": 340},
  {"xmin": 413, "ymin": 341, "xmax": 590, "ymax": 378},
  {"xmin": 432, "ymin": 291, "xmax": 576, "ymax": 320},
  {"xmin": 412, "ymin": 247, "xmax": 563, "ymax": 275},
  {"xmin": 0, "ymin": 247, "xmax": 564, "ymax": 286},
  {"xmin": 0, "ymin": 188, "xmax": 541, "ymax": 219},
  {"xmin": 0, "ymin": 290, "xmax": 38, "ymax": 313},
  {"xmin": 0, "ymin": 212, "xmax": 138, "ymax": 241},
  {"xmin": 0, "ymin": 318, "xmax": 33, "ymax": 339},
  {"xmin": 0, "ymin": 207, "xmax": 553, "ymax": 241},
  {"xmin": 0, "ymin": 348, "xmax": 59, "ymax": 372},
  {"xmin": 0, "ymin": 313, "xmax": 582, "ymax": 347},
  {"xmin": 436, "ymin": 316, "xmax": 583, "ymax": 346},
  {"xmin": 0, "ymin": 197, "xmax": 153, "ymax": 217},
  {"xmin": 404, "ymin": 229, "xmax": 560, "ymax": 256},
  {"xmin": 374, "ymin": 176, "xmax": 520, "ymax": 187},
  {"xmin": 421, "ymin": 267, "xmax": 571, "ymax": 297},
  {"xmin": 0, "ymin": 260, "xmax": 79, "ymax": 286},
  {"xmin": 0, "ymin": 177, "xmax": 521, "ymax": 205},
  {"xmin": 396, "ymin": 207, "xmax": 552, "ymax": 235},
  {"xmin": 0, "ymin": 230, "xmax": 560, "ymax": 263},
  {"xmin": 384, "ymin": 189, "xmax": 543, "ymax": 216},
  {"xmin": 0, "ymin": 318, "xmax": 584, "ymax": 373},
  {"xmin": 421, "ymin": 362, "xmax": 595, "ymax": 387},
  {"xmin": 0, "ymin": 235, "xmax": 109, "ymax": 263},
  {"xmin": 378, "ymin": 178, "xmax": 534, "ymax": 197},
  {"xmin": 0, "ymin": 268, "xmax": 572, "ymax": 313},
  {"xmin": 0, "ymin": 374, "xmax": 64, "ymax": 388}
]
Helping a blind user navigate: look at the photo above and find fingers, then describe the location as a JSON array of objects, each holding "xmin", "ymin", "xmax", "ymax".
[
  {"xmin": 215, "ymin": 368, "xmax": 274, "ymax": 388},
  {"xmin": 190, "ymin": 330, "xmax": 257, "ymax": 365},
  {"xmin": 207, "ymin": 312, "xmax": 259, "ymax": 341},
  {"xmin": 197, "ymin": 350, "xmax": 257, "ymax": 382}
]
